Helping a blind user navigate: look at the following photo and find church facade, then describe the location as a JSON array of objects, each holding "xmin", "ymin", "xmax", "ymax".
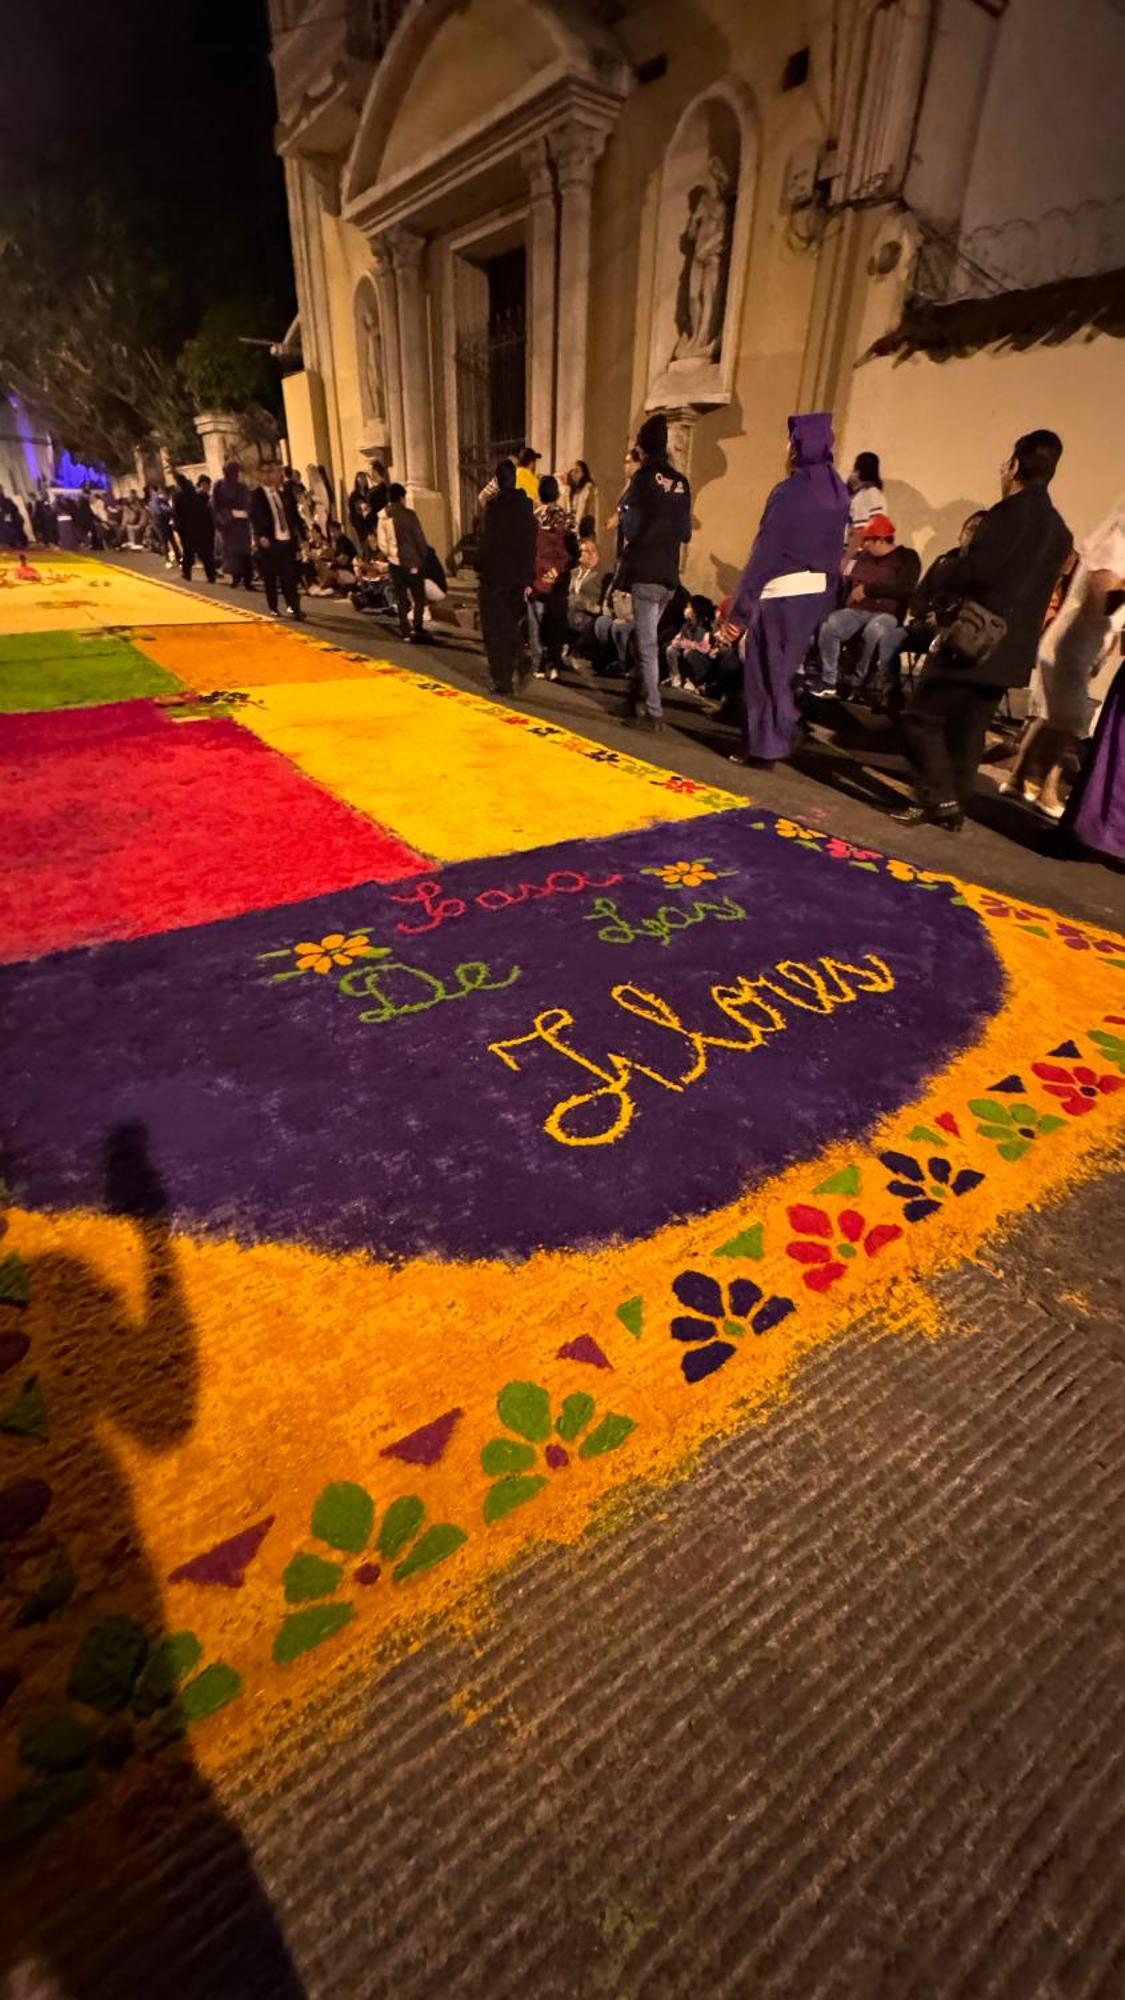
[{"xmin": 269, "ymin": 0, "xmax": 1125, "ymax": 591}]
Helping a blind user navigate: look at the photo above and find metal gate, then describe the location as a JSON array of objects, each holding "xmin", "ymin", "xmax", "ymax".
[{"xmin": 454, "ymin": 303, "xmax": 527, "ymax": 555}]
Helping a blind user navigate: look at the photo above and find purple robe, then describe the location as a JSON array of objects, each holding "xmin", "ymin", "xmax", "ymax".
[
  {"xmin": 731, "ymin": 412, "xmax": 850, "ymax": 760},
  {"xmin": 1066, "ymin": 662, "xmax": 1125, "ymax": 861}
]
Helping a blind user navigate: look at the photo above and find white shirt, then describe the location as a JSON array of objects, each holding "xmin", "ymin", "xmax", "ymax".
[
  {"xmin": 849, "ymin": 484, "xmax": 887, "ymax": 529},
  {"xmin": 266, "ymin": 488, "xmax": 291, "ymax": 541}
]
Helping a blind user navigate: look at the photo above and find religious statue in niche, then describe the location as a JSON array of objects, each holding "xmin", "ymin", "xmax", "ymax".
[
  {"xmin": 358, "ymin": 288, "xmax": 386, "ymax": 428},
  {"xmin": 672, "ymin": 155, "xmax": 735, "ymax": 361}
]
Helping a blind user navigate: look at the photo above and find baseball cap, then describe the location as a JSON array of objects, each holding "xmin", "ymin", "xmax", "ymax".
[{"xmin": 862, "ymin": 513, "xmax": 895, "ymax": 541}]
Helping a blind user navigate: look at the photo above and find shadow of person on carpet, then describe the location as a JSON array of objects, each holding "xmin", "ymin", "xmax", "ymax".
[{"xmin": 0, "ymin": 1122, "xmax": 304, "ymax": 1999}]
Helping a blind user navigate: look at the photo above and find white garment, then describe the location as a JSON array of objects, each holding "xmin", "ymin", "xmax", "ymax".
[
  {"xmin": 849, "ymin": 485, "xmax": 887, "ymax": 529},
  {"xmin": 1031, "ymin": 499, "xmax": 1125, "ymax": 734},
  {"xmin": 376, "ymin": 511, "xmax": 398, "ymax": 563},
  {"xmin": 761, "ymin": 569, "xmax": 827, "ymax": 599}
]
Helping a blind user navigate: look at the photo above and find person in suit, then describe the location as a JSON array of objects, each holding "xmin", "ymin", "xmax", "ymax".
[
  {"xmin": 892, "ymin": 430, "xmax": 1072, "ymax": 830},
  {"xmin": 250, "ymin": 463, "xmax": 306, "ymax": 619}
]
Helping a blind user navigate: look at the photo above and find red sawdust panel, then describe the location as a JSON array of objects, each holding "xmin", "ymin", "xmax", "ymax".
[{"xmin": 0, "ymin": 700, "xmax": 428, "ymax": 964}]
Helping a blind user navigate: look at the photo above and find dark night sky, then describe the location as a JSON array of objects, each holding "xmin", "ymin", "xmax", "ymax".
[{"xmin": 0, "ymin": 0, "xmax": 295, "ymax": 341}]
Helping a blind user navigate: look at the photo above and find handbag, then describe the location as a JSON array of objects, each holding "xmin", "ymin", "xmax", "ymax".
[{"xmin": 944, "ymin": 597, "xmax": 1008, "ymax": 665}]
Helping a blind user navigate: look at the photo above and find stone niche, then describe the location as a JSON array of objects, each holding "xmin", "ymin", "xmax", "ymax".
[{"xmin": 645, "ymin": 80, "xmax": 757, "ymax": 411}]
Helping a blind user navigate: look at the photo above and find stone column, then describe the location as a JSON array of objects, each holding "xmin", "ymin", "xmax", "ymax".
[
  {"xmin": 371, "ymin": 236, "xmax": 406, "ymax": 481},
  {"xmin": 388, "ymin": 228, "xmax": 436, "ymax": 496},
  {"xmin": 521, "ymin": 137, "xmax": 558, "ymax": 466},
  {"xmin": 554, "ymin": 125, "xmax": 608, "ymax": 477}
]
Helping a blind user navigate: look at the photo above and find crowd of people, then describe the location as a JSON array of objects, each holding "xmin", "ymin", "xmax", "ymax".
[
  {"xmin": 3, "ymin": 414, "xmax": 1122, "ymax": 864},
  {"xmin": 470, "ymin": 416, "xmax": 1123, "ymax": 863}
]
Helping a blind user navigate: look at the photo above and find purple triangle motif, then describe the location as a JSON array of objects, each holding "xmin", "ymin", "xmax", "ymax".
[
  {"xmin": 1047, "ymin": 1040, "xmax": 1081, "ymax": 1059},
  {"xmin": 381, "ymin": 1408, "xmax": 462, "ymax": 1467},
  {"xmin": 556, "ymin": 1335, "xmax": 613, "ymax": 1370},
  {"xmin": 169, "ymin": 1516, "xmax": 275, "ymax": 1589},
  {"xmin": 988, "ymin": 1074, "xmax": 1026, "ymax": 1093}
]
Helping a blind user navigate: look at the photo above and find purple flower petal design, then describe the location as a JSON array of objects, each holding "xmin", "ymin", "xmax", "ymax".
[
  {"xmin": 904, "ymin": 1198, "xmax": 942, "ymax": 1223},
  {"xmin": 887, "ymin": 1179, "xmax": 926, "ymax": 1200},
  {"xmin": 682, "ymin": 1340, "xmax": 736, "ymax": 1383},
  {"xmin": 670, "ymin": 1315, "xmax": 718, "ymax": 1344},
  {"xmin": 879, "ymin": 1150, "xmax": 924, "ymax": 1181},
  {"xmin": 672, "ymin": 1270, "xmax": 724, "ymax": 1318},
  {"xmin": 727, "ymin": 1277, "xmax": 763, "ymax": 1319},
  {"xmin": 951, "ymin": 1169, "xmax": 985, "ymax": 1197},
  {"xmin": 929, "ymin": 1156, "xmax": 951, "ymax": 1184},
  {"xmin": 750, "ymin": 1296, "xmax": 795, "ymax": 1336}
]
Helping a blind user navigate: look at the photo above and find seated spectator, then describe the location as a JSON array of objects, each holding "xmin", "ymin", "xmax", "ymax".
[
  {"xmin": 350, "ymin": 550, "xmax": 394, "ymax": 614},
  {"xmin": 593, "ymin": 575, "xmax": 634, "ymax": 675},
  {"xmin": 665, "ymin": 594, "xmax": 718, "ymax": 693},
  {"xmin": 878, "ymin": 510, "xmax": 987, "ymax": 709},
  {"xmin": 811, "ymin": 515, "xmax": 921, "ymax": 700},
  {"xmin": 563, "ymin": 534, "xmax": 604, "ymax": 659},
  {"xmin": 528, "ymin": 474, "xmax": 578, "ymax": 681}
]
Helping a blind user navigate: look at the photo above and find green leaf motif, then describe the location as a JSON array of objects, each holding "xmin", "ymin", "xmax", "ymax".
[
  {"xmin": 0, "ymin": 1376, "xmax": 49, "ymax": 1441},
  {"xmin": 615, "ymin": 1296, "xmax": 645, "ymax": 1337},
  {"xmin": 556, "ymin": 1391, "xmax": 595, "ymax": 1442},
  {"xmin": 132, "ymin": 1632, "xmax": 204, "ymax": 1717},
  {"xmin": 19, "ymin": 1712, "xmax": 98, "ymax": 1775},
  {"xmin": 483, "ymin": 1473, "xmax": 548, "ymax": 1523},
  {"xmin": 714, "ymin": 1223, "xmax": 764, "ymax": 1260},
  {"xmin": 0, "ymin": 1765, "xmax": 97, "ymax": 1855},
  {"xmin": 497, "ymin": 1380, "xmax": 552, "ymax": 1442},
  {"xmin": 1038, "ymin": 1114, "xmax": 1065, "ymax": 1134},
  {"xmin": 273, "ymin": 1602, "xmax": 357, "ymax": 1666},
  {"xmin": 578, "ymin": 1412, "xmax": 636, "ymax": 1460},
  {"xmin": 393, "ymin": 1522, "xmax": 468, "ymax": 1583},
  {"xmin": 175, "ymin": 1662, "xmax": 243, "ymax": 1724},
  {"xmin": 377, "ymin": 1493, "xmax": 426, "ymax": 1560},
  {"xmin": 311, "ymin": 1480, "xmax": 374, "ymax": 1555},
  {"xmin": 68, "ymin": 1616, "xmax": 150, "ymax": 1715},
  {"xmin": 283, "ymin": 1551, "xmax": 344, "ymax": 1604},
  {"xmin": 0, "ymin": 1252, "xmax": 30, "ymax": 1307},
  {"xmin": 969, "ymin": 1099, "xmax": 1005, "ymax": 1120},
  {"xmin": 814, "ymin": 1165, "xmax": 861, "ymax": 1197},
  {"xmin": 481, "ymin": 1436, "xmax": 537, "ymax": 1476},
  {"xmin": 907, "ymin": 1125, "xmax": 946, "ymax": 1147}
]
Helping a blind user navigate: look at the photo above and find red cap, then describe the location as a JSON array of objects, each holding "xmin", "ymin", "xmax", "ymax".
[{"xmin": 862, "ymin": 513, "xmax": 895, "ymax": 541}]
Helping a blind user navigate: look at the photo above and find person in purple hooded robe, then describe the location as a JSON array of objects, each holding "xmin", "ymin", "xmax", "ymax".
[{"xmin": 721, "ymin": 413, "xmax": 850, "ymax": 764}]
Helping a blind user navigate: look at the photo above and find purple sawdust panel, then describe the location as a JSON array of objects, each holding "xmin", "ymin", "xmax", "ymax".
[{"xmin": 1, "ymin": 811, "xmax": 1003, "ymax": 1263}]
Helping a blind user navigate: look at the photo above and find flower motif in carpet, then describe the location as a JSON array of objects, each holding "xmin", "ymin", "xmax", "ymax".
[
  {"xmin": 274, "ymin": 1478, "xmax": 468, "ymax": 1666},
  {"xmin": 481, "ymin": 1381, "xmax": 636, "ymax": 1521},
  {"xmin": 293, "ymin": 931, "xmax": 380, "ymax": 975},
  {"xmin": 878, "ymin": 1150, "xmax": 985, "ymax": 1222},
  {"xmin": 785, "ymin": 1204, "xmax": 902, "ymax": 1291},
  {"xmin": 970, "ymin": 1099, "xmax": 1064, "ymax": 1162},
  {"xmin": 1030, "ymin": 1061, "xmax": 1125, "ymax": 1117},
  {"xmin": 669, "ymin": 1269, "xmax": 795, "ymax": 1382}
]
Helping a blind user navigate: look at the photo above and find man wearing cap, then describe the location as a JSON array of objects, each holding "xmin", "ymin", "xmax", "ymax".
[{"xmin": 811, "ymin": 515, "xmax": 920, "ymax": 698}]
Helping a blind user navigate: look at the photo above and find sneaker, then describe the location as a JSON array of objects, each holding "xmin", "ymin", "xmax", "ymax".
[
  {"xmin": 533, "ymin": 668, "xmax": 547, "ymax": 680},
  {"xmin": 806, "ymin": 683, "xmax": 837, "ymax": 701},
  {"xmin": 668, "ymin": 671, "xmax": 684, "ymax": 690},
  {"xmin": 630, "ymin": 711, "xmax": 664, "ymax": 735},
  {"xmin": 547, "ymin": 666, "xmax": 559, "ymax": 682}
]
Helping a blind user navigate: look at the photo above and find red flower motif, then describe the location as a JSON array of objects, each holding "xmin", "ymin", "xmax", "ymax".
[
  {"xmin": 664, "ymin": 775, "xmax": 703, "ymax": 794},
  {"xmin": 785, "ymin": 1204, "xmax": 902, "ymax": 1292},
  {"xmin": 1031, "ymin": 1061, "xmax": 1125, "ymax": 1117},
  {"xmin": 824, "ymin": 837, "xmax": 882, "ymax": 862},
  {"xmin": 980, "ymin": 895, "xmax": 1041, "ymax": 921},
  {"xmin": 1055, "ymin": 922, "xmax": 1121, "ymax": 955}
]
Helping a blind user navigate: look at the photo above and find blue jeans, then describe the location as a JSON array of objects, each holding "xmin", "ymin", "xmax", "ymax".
[
  {"xmin": 594, "ymin": 613, "xmax": 634, "ymax": 668},
  {"xmin": 632, "ymin": 582, "xmax": 672, "ymax": 716},
  {"xmin": 817, "ymin": 608, "xmax": 903, "ymax": 689}
]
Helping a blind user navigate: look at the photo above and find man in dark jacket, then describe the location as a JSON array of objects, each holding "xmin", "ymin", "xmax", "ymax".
[
  {"xmin": 618, "ymin": 412, "xmax": 692, "ymax": 729},
  {"xmin": 250, "ymin": 462, "xmax": 306, "ymax": 619},
  {"xmin": 892, "ymin": 430, "xmax": 1071, "ymax": 828},
  {"xmin": 477, "ymin": 460, "xmax": 538, "ymax": 695},
  {"xmin": 212, "ymin": 460, "xmax": 256, "ymax": 590},
  {"xmin": 171, "ymin": 474, "xmax": 216, "ymax": 583},
  {"xmin": 812, "ymin": 515, "xmax": 920, "ymax": 696}
]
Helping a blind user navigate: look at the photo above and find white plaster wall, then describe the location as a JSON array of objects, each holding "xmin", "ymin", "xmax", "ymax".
[{"xmin": 842, "ymin": 333, "xmax": 1125, "ymax": 561}]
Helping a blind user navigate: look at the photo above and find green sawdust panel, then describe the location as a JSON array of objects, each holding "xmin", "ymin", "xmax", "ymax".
[{"xmin": 0, "ymin": 632, "xmax": 183, "ymax": 712}]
